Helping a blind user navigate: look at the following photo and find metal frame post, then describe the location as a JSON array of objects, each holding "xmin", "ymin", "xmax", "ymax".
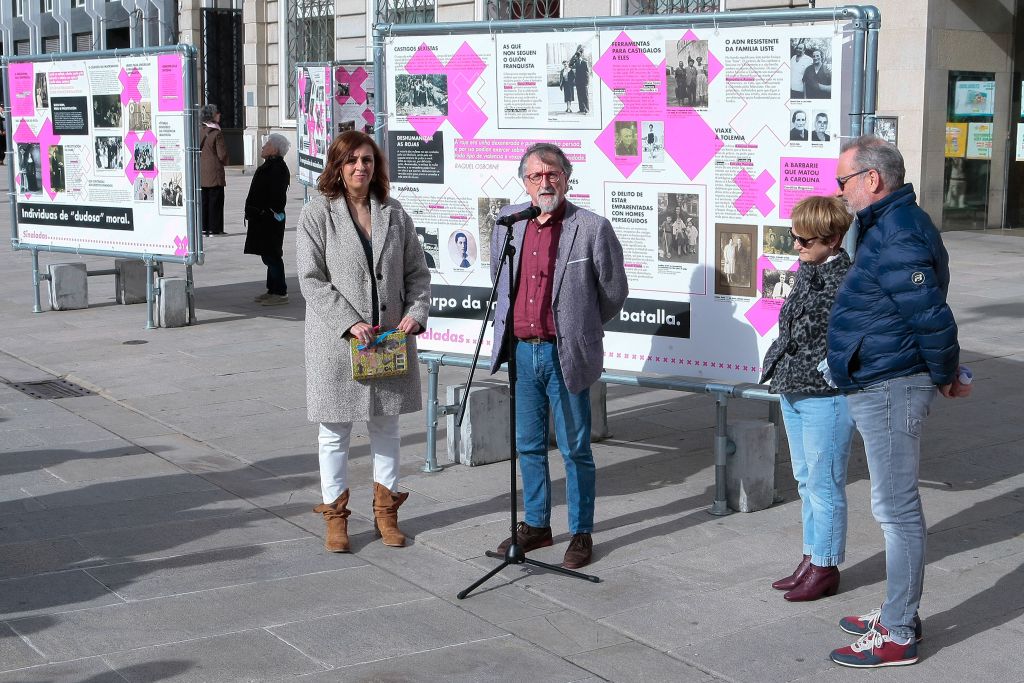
[
  {"xmin": 145, "ymin": 258, "xmax": 157, "ymax": 329},
  {"xmin": 710, "ymin": 391, "xmax": 734, "ymax": 516},
  {"xmin": 423, "ymin": 357, "xmax": 443, "ymax": 472},
  {"xmin": 31, "ymin": 249, "xmax": 43, "ymax": 313}
]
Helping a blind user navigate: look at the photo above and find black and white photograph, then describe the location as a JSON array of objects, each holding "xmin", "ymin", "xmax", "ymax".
[
  {"xmin": 642, "ymin": 121, "xmax": 665, "ymax": 163},
  {"xmin": 477, "ymin": 197, "xmax": 509, "ymax": 263},
  {"xmin": 811, "ymin": 111, "xmax": 831, "ymax": 141},
  {"xmin": 789, "ymin": 110, "xmax": 809, "ymax": 141},
  {"xmin": 763, "ymin": 225, "xmax": 799, "ymax": 257},
  {"xmin": 545, "ymin": 41, "xmax": 595, "ymax": 121},
  {"xmin": 666, "ymin": 38, "xmax": 709, "ymax": 108},
  {"xmin": 161, "ymin": 173, "xmax": 184, "ymax": 207},
  {"xmin": 93, "ymin": 94, "xmax": 122, "ymax": 128},
  {"xmin": 875, "ymin": 116, "xmax": 899, "ymax": 146},
  {"xmin": 134, "ymin": 175, "xmax": 155, "ymax": 201},
  {"xmin": 17, "ymin": 143, "xmax": 42, "ymax": 194},
  {"xmin": 789, "ymin": 38, "xmax": 832, "ymax": 100},
  {"xmin": 95, "ymin": 136, "xmax": 124, "ymax": 170},
  {"xmin": 338, "ymin": 120, "xmax": 356, "ymax": 133},
  {"xmin": 336, "ymin": 82, "xmax": 350, "ymax": 98},
  {"xmin": 395, "ymin": 74, "xmax": 448, "ymax": 116},
  {"xmin": 715, "ymin": 223, "xmax": 756, "ymax": 297},
  {"xmin": 128, "ymin": 101, "xmax": 152, "ymax": 131},
  {"xmin": 448, "ymin": 230, "xmax": 478, "ymax": 269},
  {"xmin": 133, "ymin": 142, "xmax": 155, "ymax": 172},
  {"xmin": 657, "ymin": 192, "xmax": 700, "ymax": 264},
  {"xmin": 415, "ymin": 226, "xmax": 439, "ymax": 270},
  {"xmin": 615, "ymin": 120, "xmax": 639, "ymax": 157},
  {"xmin": 761, "ymin": 268, "xmax": 795, "ymax": 300},
  {"xmin": 34, "ymin": 73, "xmax": 49, "ymax": 109},
  {"xmin": 48, "ymin": 145, "xmax": 66, "ymax": 193}
]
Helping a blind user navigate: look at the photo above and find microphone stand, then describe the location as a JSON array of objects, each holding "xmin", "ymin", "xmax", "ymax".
[{"xmin": 455, "ymin": 213, "xmax": 600, "ymax": 600}]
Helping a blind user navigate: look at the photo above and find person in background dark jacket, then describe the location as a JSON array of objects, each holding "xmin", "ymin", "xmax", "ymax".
[
  {"xmin": 245, "ymin": 133, "xmax": 291, "ymax": 306},
  {"xmin": 826, "ymin": 135, "xmax": 970, "ymax": 669},
  {"xmin": 199, "ymin": 103, "xmax": 229, "ymax": 236},
  {"xmin": 761, "ymin": 195, "xmax": 854, "ymax": 604}
]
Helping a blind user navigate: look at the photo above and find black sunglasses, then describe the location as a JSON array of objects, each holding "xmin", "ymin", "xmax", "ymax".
[
  {"xmin": 835, "ymin": 168, "xmax": 872, "ymax": 190},
  {"xmin": 790, "ymin": 231, "xmax": 819, "ymax": 248}
]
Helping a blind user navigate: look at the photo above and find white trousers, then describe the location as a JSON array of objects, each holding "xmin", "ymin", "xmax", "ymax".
[{"xmin": 318, "ymin": 415, "xmax": 401, "ymax": 503}]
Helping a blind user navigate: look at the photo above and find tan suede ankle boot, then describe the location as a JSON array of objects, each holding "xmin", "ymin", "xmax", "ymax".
[
  {"xmin": 372, "ymin": 482, "xmax": 409, "ymax": 547},
  {"xmin": 313, "ymin": 489, "xmax": 351, "ymax": 552}
]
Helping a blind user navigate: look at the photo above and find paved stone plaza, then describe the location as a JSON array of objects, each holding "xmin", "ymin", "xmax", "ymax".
[{"xmin": 1, "ymin": 169, "xmax": 1022, "ymax": 682}]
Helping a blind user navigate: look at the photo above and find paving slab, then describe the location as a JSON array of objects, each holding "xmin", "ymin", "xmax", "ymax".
[
  {"xmin": 0, "ymin": 569, "xmax": 124, "ymax": 620},
  {"xmin": 566, "ymin": 641, "xmax": 715, "ymax": 683},
  {"xmin": 0, "ymin": 658, "xmax": 124, "ymax": 683},
  {"xmin": 0, "ymin": 537, "xmax": 98, "ymax": 580}
]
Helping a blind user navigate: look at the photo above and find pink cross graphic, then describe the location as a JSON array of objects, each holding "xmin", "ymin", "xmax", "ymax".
[
  {"xmin": 124, "ymin": 130, "xmax": 159, "ymax": 185},
  {"xmin": 733, "ymin": 168, "xmax": 776, "ymax": 216},
  {"xmin": 404, "ymin": 42, "xmax": 487, "ymax": 140},
  {"xmin": 13, "ymin": 118, "xmax": 62, "ymax": 200},
  {"xmin": 334, "ymin": 67, "xmax": 370, "ymax": 105},
  {"xmin": 743, "ymin": 256, "xmax": 799, "ymax": 336},
  {"xmin": 592, "ymin": 31, "xmax": 724, "ymax": 179},
  {"xmin": 174, "ymin": 235, "xmax": 189, "ymax": 257},
  {"xmin": 119, "ymin": 68, "xmax": 143, "ymax": 105}
]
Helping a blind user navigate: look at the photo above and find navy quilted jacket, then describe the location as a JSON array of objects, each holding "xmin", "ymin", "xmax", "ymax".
[{"xmin": 827, "ymin": 184, "xmax": 959, "ymax": 391}]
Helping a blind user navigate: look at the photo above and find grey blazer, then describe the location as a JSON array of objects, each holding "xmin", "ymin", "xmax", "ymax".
[
  {"xmin": 489, "ymin": 200, "xmax": 628, "ymax": 394},
  {"xmin": 296, "ymin": 194, "xmax": 431, "ymax": 423}
]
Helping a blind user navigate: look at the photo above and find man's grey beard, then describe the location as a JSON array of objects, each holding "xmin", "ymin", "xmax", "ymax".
[{"xmin": 537, "ymin": 193, "xmax": 561, "ymax": 214}]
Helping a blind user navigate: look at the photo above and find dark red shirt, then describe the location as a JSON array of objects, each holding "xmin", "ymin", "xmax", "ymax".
[{"xmin": 513, "ymin": 204, "xmax": 564, "ymax": 340}]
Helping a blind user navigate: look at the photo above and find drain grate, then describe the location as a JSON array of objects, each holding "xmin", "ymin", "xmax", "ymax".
[{"xmin": 4, "ymin": 378, "xmax": 96, "ymax": 400}]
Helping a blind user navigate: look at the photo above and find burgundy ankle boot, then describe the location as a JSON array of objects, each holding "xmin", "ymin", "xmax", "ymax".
[
  {"xmin": 772, "ymin": 555, "xmax": 811, "ymax": 591},
  {"xmin": 783, "ymin": 564, "xmax": 840, "ymax": 601}
]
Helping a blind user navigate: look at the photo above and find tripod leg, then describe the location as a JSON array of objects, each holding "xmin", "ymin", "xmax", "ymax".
[
  {"xmin": 524, "ymin": 557, "xmax": 601, "ymax": 583},
  {"xmin": 457, "ymin": 561, "xmax": 510, "ymax": 600}
]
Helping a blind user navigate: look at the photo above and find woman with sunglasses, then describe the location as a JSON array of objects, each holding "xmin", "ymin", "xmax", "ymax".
[{"xmin": 760, "ymin": 195, "xmax": 856, "ymax": 602}]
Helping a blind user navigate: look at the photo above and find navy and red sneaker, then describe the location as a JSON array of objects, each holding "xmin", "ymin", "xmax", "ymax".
[
  {"xmin": 839, "ymin": 607, "xmax": 923, "ymax": 643},
  {"xmin": 830, "ymin": 622, "xmax": 919, "ymax": 668}
]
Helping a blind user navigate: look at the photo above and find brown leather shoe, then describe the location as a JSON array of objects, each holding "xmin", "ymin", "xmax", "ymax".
[
  {"xmin": 784, "ymin": 564, "xmax": 839, "ymax": 602},
  {"xmin": 313, "ymin": 490, "xmax": 351, "ymax": 553},
  {"xmin": 496, "ymin": 521, "xmax": 553, "ymax": 554},
  {"xmin": 562, "ymin": 533, "xmax": 593, "ymax": 569},
  {"xmin": 372, "ymin": 482, "xmax": 410, "ymax": 547},
  {"xmin": 772, "ymin": 555, "xmax": 811, "ymax": 590}
]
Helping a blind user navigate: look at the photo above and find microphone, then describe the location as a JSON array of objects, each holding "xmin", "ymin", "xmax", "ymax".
[{"xmin": 495, "ymin": 205, "xmax": 541, "ymax": 227}]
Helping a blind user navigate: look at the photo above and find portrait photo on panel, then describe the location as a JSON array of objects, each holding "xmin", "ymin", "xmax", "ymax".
[
  {"xmin": 48, "ymin": 145, "xmax": 66, "ymax": 193},
  {"xmin": 416, "ymin": 225, "xmax": 439, "ymax": 270},
  {"xmin": 395, "ymin": 74, "xmax": 448, "ymax": 117},
  {"xmin": 448, "ymin": 229, "xmax": 477, "ymax": 269},
  {"xmin": 789, "ymin": 38, "xmax": 832, "ymax": 100},
  {"xmin": 715, "ymin": 223, "xmax": 756, "ymax": 297},
  {"xmin": 92, "ymin": 94, "xmax": 122, "ymax": 128},
  {"xmin": 160, "ymin": 173, "xmax": 184, "ymax": 207},
  {"xmin": 17, "ymin": 143, "xmax": 42, "ymax": 194},
  {"xmin": 642, "ymin": 121, "xmax": 665, "ymax": 163},
  {"xmin": 615, "ymin": 120, "xmax": 639, "ymax": 157},
  {"xmin": 94, "ymin": 136, "xmax": 124, "ymax": 170},
  {"xmin": 789, "ymin": 110, "xmax": 809, "ymax": 141},
  {"xmin": 665, "ymin": 38, "xmax": 709, "ymax": 108},
  {"xmin": 657, "ymin": 192, "xmax": 699, "ymax": 264},
  {"xmin": 811, "ymin": 111, "xmax": 831, "ymax": 141},
  {"xmin": 34, "ymin": 73, "xmax": 49, "ymax": 109},
  {"xmin": 761, "ymin": 268, "xmax": 795, "ymax": 301},
  {"xmin": 134, "ymin": 175, "xmax": 155, "ymax": 201},
  {"xmin": 763, "ymin": 225, "xmax": 799, "ymax": 257},
  {"xmin": 128, "ymin": 101, "xmax": 153, "ymax": 131},
  {"xmin": 477, "ymin": 197, "xmax": 509, "ymax": 263},
  {"xmin": 545, "ymin": 41, "xmax": 596, "ymax": 121},
  {"xmin": 134, "ymin": 142, "xmax": 156, "ymax": 172}
]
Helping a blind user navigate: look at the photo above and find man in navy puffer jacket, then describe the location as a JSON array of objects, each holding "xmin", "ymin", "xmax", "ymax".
[{"xmin": 826, "ymin": 135, "xmax": 970, "ymax": 669}]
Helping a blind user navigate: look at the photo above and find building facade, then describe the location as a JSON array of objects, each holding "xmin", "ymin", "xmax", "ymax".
[{"xmin": 3, "ymin": 0, "xmax": 1019, "ymax": 228}]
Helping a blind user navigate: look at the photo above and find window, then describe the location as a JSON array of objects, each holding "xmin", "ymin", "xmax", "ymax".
[
  {"xmin": 14, "ymin": 0, "xmax": 24, "ymax": 17},
  {"xmin": 73, "ymin": 32, "xmax": 93, "ymax": 51},
  {"xmin": 282, "ymin": 0, "xmax": 334, "ymax": 121},
  {"xmin": 376, "ymin": 0, "xmax": 435, "ymax": 24},
  {"xmin": 72, "ymin": 0, "xmax": 85, "ymax": 7},
  {"xmin": 625, "ymin": 0, "xmax": 719, "ymax": 13},
  {"xmin": 44, "ymin": 36, "xmax": 60, "ymax": 53},
  {"xmin": 485, "ymin": 0, "xmax": 559, "ymax": 19},
  {"xmin": 43, "ymin": 0, "xmax": 54, "ymax": 12}
]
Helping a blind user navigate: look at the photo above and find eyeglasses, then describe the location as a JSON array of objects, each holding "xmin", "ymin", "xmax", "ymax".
[
  {"xmin": 524, "ymin": 171, "xmax": 565, "ymax": 186},
  {"xmin": 835, "ymin": 168, "xmax": 872, "ymax": 190},
  {"xmin": 790, "ymin": 231, "xmax": 820, "ymax": 248}
]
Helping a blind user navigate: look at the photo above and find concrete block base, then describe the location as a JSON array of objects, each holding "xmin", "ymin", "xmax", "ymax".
[
  {"xmin": 47, "ymin": 262, "xmax": 88, "ymax": 310},
  {"xmin": 157, "ymin": 277, "xmax": 188, "ymax": 328},
  {"xmin": 446, "ymin": 382, "xmax": 511, "ymax": 466},
  {"xmin": 115, "ymin": 259, "xmax": 148, "ymax": 305},
  {"xmin": 547, "ymin": 381, "xmax": 610, "ymax": 444},
  {"xmin": 725, "ymin": 419, "xmax": 777, "ymax": 513}
]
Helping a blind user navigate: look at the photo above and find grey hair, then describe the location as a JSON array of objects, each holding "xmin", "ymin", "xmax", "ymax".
[
  {"xmin": 265, "ymin": 132, "xmax": 291, "ymax": 156},
  {"xmin": 517, "ymin": 142, "xmax": 573, "ymax": 180},
  {"xmin": 200, "ymin": 103, "xmax": 219, "ymax": 123},
  {"xmin": 841, "ymin": 134, "xmax": 905, "ymax": 189}
]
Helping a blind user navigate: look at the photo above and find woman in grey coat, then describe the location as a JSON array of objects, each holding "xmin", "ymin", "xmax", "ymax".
[{"xmin": 296, "ymin": 131, "xmax": 430, "ymax": 553}]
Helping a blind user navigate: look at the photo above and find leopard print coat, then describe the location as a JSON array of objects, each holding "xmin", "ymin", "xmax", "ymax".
[{"xmin": 760, "ymin": 250, "xmax": 851, "ymax": 395}]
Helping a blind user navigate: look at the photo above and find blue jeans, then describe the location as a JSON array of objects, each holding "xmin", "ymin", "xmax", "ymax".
[
  {"xmin": 262, "ymin": 254, "xmax": 287, "ymax": 295},
  {"xmin": 514, "ymin": 340, "xmax": 594, "ymax": 534},
  {"xmin": 846, "ymin": 373, "xmax": 937, "ymax": 643},
  {"xmin": 780, "ymin": 393, "xmax": 855, "ymax": 567}
]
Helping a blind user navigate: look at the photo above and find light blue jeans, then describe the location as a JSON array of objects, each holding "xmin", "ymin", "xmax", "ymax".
[
  {"xmin": 846, "ymin": 373, "xmax": 937, "ymax": 643},
  {"xmin": 515, "ymin": 340, "xmax": 595, "ymax": 534},
  {"xmin": 780, "ymin": 393, "xmax": 855, "ymax": 567}
]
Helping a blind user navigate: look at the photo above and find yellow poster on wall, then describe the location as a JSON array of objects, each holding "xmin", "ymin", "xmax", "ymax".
[{"xmin": 945, "ymin": 123, "xmax": 968, "ymax": 158}]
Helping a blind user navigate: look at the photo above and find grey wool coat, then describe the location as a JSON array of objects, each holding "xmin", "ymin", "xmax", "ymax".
[
  {"xmin": 296, "ymin": 194, "xmax": 431, "ymax": 423},
  {"xmin": 489, "ymin": 200, "xmax": 628, "ymax": 394}
]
